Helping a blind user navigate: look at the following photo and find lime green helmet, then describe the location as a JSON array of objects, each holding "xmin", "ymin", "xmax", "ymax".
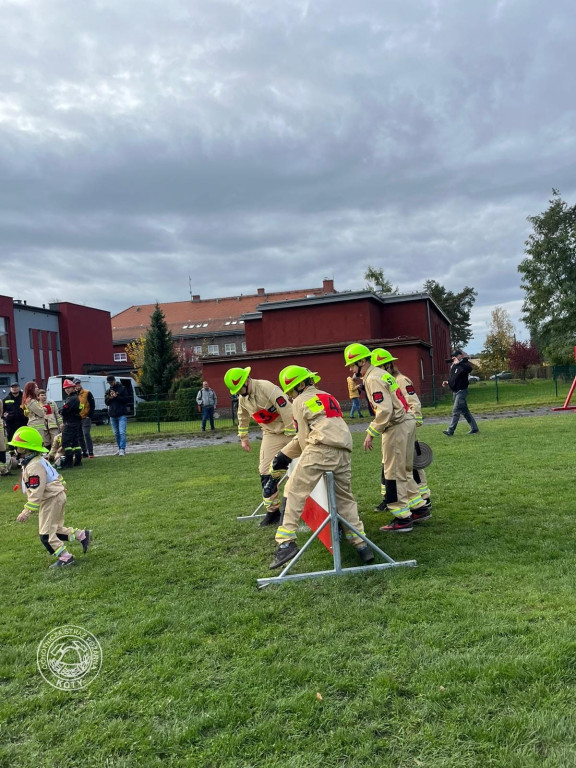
[
  {"xmin": 8, "ymin": 426, "xmax": 48, "ymax": 453},
  {"xmin": 371, "ymin": 348, "xmax": 398, "ymax": 367},
  {"xmin": 224, "ymin": 366, "xmax": 251, "ymax": 395},
  {"xmin": 344, "ymin": 343, "xmax": 372, "ymax": 366},
  {"xmin": 279, "ymin": 365, "xmax": 321, "ymax": 394}
]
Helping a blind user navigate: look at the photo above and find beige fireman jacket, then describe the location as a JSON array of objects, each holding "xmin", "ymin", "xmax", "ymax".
[
  {"xmin": 237, "ymin": 379, "xmax": 296, "ymax": 440},
  {"xmin": 23, "ymin": 399, "xmax": 47, "ymax": 430},
  {"xmin": 394, "ymin": 372, "xmax": 423, "ymax": 423},
  {"xmin": 282, "ymin": 385, "xmax": 352, "ymax": 460},
  {"xmin": 20, "ymin": 454, "xmax": 66, "ymax": 513},
  {"xmin": 44, "ymin": 401, "xmax": 62, "ymax": 430},
  {"xmin": 363, "ymin": 364, "xmax": 408, "ymax": 437}
]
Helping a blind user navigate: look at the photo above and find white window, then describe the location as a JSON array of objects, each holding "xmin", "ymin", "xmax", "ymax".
[
  {"xmin": 193, "ymin": 346, "xmax": 203, "ymax": 354},
  {"xmin": 224, "ymin": 343, "xmax": 236, "ymax": 355},
  {"xmin": 241, "ymin": 342, "xmax": 247, "ymax": 352},
  {"xmin": 114, "ymin": 352, "xmax": 128, "ymax": 362},
  {"xmin": 208, "ymin": 344, "xmax": 219, "ymax": 355}
]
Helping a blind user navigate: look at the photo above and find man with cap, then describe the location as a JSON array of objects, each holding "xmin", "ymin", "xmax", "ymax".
[
  {"xmin": 224, "ymin": 367, "xmax": 296, "ymax": 526},
  {"xmin": 2, "ymin": 382, "xmax": 28, "ymax": 445},
  {"xmin": 442, "ymin": 349, "xmax": 479, "ymax": 436},
  {"xmin": 60, "ymin": 379, "xmax": 83, "ymax": 468},
  {"xmin": 73, "ymin": 378, "xmax": 96, "ymax": 458},
  {"xmin": 267, "ymin": 365, "xmax": 374, "ymax": 569},
  {"xmin": 104, "ymin": 375, "xmax": 129, "ymax": 455},
  {"xmin": 344, "ymin": 343, "xmax": 429, "ymax": 533}
]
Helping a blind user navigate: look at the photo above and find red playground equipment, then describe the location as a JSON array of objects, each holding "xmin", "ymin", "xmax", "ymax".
[{"xmin": 551, "ymin": 347, "xmax": 576, "ymax": 411}]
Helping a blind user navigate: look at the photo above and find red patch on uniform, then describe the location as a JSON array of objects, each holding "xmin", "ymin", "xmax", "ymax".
[
  {"xmin": 276, "ymin": 396, "xmax": 287, "ymax": 408},
  {"xmin": 406, "ymin": 384, "xmax": 416, "ymax": 395},
  {"xmin": 373, "ymin": 391, "xmax": 384, "ymax": 403},
  {"xmin": 26, "ymin": 475, "xmax": 40, "ymax": 489},
  {"xmin": 253, "ymin": 409, "xmax": 279, "ymax": 424}
]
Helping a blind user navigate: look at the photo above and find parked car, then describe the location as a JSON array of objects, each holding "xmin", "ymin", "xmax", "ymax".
[
  {"xmin": 489, "ymin": 371, "xmax": 513, "ymax": 380},
  {"xmin": 468, "ymin": 375, "xmax": 480, "ymax": 383}
]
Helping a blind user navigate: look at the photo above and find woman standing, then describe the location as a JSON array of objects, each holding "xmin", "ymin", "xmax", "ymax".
[
  {"xmin": 22, "ymin": 382, "xmax": 49, "ymax": 447},
  {"xmin": 38, "ymin": 389, "xmax": 62, "ymax": 448}
]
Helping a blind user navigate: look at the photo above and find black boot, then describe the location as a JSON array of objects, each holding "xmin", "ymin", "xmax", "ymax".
[
  {"xmin": 269, "ymin": 541, "xmax": 299, "ymax": 569},
  {"xmin": 259, "ymin": 508, "xmax": 281, "ymax": 527},
  {"xmin": 357, "ymin": 545, "xmax": 375, "ymax": 563}
]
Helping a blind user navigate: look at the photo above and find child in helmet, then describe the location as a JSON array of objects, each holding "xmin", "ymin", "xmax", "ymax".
[
  {"xmin": 268, "ymin": 365, "xmax": 374, "ymax": 570},
  {"xmin": 9, "ymin": 426, "xmax": 91, "ymax": 569},
  {"xmin": 224, "ymin": 367, "xmax": 296, "ymax": 527}
]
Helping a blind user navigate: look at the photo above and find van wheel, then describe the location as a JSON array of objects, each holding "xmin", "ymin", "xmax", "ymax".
[{"xmin": 99, "ymin": 416, "xmax": 110, "ymax": 425}]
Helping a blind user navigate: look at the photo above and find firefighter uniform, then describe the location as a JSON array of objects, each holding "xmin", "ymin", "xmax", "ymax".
[
  {"xmin": 237, "ymin": 379, "xmax": 296, "ymax": 513},
  {"xmin": 275, "ymin": 384, "xmax": 366, "ymax": 548},
  {"xmin": 43, "ymin": 400, "xmax": 62, "ymax": 449},
  {"xmin": 60, "ymin": 388, "xmax": 83, "ymax": 468},
  {"xmin": 363, "ymin": 364, "xmax": 423, "ymax": 518},
  {"xmin": 23, "ymin": 399, "xmax": 49, "ymax": 446},
  {"xmin": 395, "ymin": 371, "xmax": 430, "ymax": 503}
]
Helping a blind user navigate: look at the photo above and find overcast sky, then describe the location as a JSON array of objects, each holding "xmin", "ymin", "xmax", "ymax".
[{"xmin": 1, "ymin": 0, "xmax": 574, "ymax": 350}]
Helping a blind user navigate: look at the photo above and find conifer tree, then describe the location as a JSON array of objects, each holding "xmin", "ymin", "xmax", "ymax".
[{"xmin": 139, "ymin": 304, "xmax": 181, "ymax": 395}]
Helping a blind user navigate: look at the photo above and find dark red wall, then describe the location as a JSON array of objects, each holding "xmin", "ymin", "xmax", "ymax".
[
  {"xmin": 0, "ymin": 295, "xmax": 17, "ymax": 379},
  {"xmin": 55, "ymin": 303, "xmax": 114, "ymax": 372}
]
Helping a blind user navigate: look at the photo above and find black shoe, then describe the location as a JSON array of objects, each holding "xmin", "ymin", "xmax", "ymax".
[
  {"xmin": 357, "ymin": 545, "xmax": 375, "ymax": 563},
  {"xmin": 443, "ymin": 430, "xmax": 453, "ymax": 437},
  {"xmin": 467, "ymin": 429, "xmax": 479, "ymax": 434},
  {"xmin": 379, "ymin": 516, "xmax": 413, "ymax": 533},
  {"xmin": 258, "ymin": 509, "xmax": 281, "ymax": 527},
  {"xmin": 269, "ymin": 541, "xmax": 299, "ymax": 569},
  {"xmin": 374, "ymin": 499, "xmax": 388, "ymax": 512},
  {"xmin": 50, "ymin": 556, "xmax": 75, "ymax": 569},
  {"xmin": 74, "ymin": 461, "xmax": 83, "ymax": 467},
  {"xmin": 411, "ymin": 506, "xmax": 432, "ymax": 523},
  {"xmin": 421, "ymin": 499, "xmax": 432, "ymax": 511},
  {"xmin": 81, "ymin": 530, "xmax": 92, "ymax": 554},
  {"xmin": 82, "ymin": 453, "xmax": 89, "ymax": 458}
]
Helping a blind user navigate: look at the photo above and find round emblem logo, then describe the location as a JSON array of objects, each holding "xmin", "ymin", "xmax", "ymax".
[{"xmin": 37, "ymin": 625, "xmax": 102, "ymax": 690}]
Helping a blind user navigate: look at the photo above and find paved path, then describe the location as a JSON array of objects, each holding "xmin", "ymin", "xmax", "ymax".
[{"xmin": 94, "ymin": 406, "xmax": 572, "ymax": 457}]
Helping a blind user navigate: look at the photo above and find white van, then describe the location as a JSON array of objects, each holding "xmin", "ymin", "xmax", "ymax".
[{"xmin": 46, "ymin": 375, "xmax": 145, "ymax": 424}]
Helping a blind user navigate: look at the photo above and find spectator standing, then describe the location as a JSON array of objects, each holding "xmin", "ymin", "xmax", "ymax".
[
  {"xmin": 105, "ymin": 375, "xmax": 129, "ymax": 455},
  {"xmin": 347, "ymin": 369, "xmax": 364, "ymax": 418},
  {"xmin": 0, "ymin": 419, "xmax": 9, "ymax": 475},
  {"xmin": 196, "ymin": 381, "xmax": 217, "ymax": 431},
  {"xmin": 37, "ymin": 389, "xmax": 62, "ymax": 449},
  {"xmin": 442, "ymin": 350, "xmax": 480, "ymax": 436},
  {"xmin": 22, "ymin": 382, "xmax": 49, "ymax": 447},
  {"xmin": 2, "ymin": 382, "xmax": 28, "ymax": 444},
  {"xmin": 60, "ymin": 379, "xmax": 83, "ymax": 468},
  {"xmin": 73, "ymin": 378, "xmax": 95, "ymax": 458}
]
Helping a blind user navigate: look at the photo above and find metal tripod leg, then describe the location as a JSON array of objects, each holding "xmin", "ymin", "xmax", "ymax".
[
  {"xmin": 237, "ymin": 473, "xmax": 288, "ymax": 521},
  {"xmin": 257, "ymin": 471, "xmax": 417, "ymax": 588}
]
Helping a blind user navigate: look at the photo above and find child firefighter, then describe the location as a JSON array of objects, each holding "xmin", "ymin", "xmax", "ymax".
[{"xmin": 9, "ymin": 426, "xmax": 91, "ymax": 569}]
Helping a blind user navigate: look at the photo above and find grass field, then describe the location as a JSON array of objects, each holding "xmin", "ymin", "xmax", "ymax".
[{"xmin": 1, "ymin": 413, "xmax": 576, "ymax": 767}]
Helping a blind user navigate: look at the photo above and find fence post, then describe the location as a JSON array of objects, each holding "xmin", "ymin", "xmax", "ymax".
[
  {"xmin": 494, "ymin": 375, "xmax": 499, "ymax": 403},
  {"xmin": 155, "ymin": 392, "xmax": 161, "ymax": 433}
]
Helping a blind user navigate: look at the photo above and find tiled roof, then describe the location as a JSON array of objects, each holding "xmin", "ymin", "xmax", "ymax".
[{"xmin": 111, "ymin": 286, "xmax": 334, "ymax": 342}]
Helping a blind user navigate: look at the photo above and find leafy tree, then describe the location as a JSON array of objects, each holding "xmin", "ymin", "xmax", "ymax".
[
  {"xmin": 139, "ymin": 304, "xmax": 181, "ymax": 395},
  {"xmin": 364, "ymin": 266, "xmax": 397, "ymax": 294},
  {"xmin": 125, "ymin": 336, "xmax": 147, "ymax": 384},
  {"xmin": 423, "ymin": 280, "xmax": 477, "ymax": 348},
  {"xmin": 518, "ymin": 190, "xmax": 576, "ymax": 361},
  {"xmin": 508, "ymin": 340, "xmax": 542, "ymax": 378},
  {"xmin": 481, "ymin": 307, "xmax": 515, "ymax": 373}
]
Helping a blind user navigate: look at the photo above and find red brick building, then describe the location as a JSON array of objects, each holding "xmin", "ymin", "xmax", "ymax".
[{"xmin": 202, "ymin": 290, "xmax": 451, "ymax": 406}]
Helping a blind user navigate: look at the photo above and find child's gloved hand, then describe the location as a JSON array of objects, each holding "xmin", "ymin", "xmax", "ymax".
[{"xmin": 17, "ymin": 510, "xmax": 31, "ymax": 522}]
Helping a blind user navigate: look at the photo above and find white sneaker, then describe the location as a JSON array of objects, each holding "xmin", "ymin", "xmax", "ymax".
[{"xmin": 118, "ymin": 450, "xmax": 125, "ymax": 456}]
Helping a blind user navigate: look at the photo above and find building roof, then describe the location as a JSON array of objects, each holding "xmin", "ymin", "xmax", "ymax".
[{"xmin": 111, "ymin": 282, "xmax": 336, "ymax": 343}]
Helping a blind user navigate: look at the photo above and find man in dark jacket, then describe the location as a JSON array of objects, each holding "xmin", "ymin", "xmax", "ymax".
[
  {"xmin": 60, "ymin": 379, "xmax": 83, "ymax": 468},
  {"xmin": 73, "ymin": 378, "xmax": 96, "ymax": 458},
  {"xmin": 104, "ymin": 375, "xmax": 129, "ymax": 455},
  {"xmin": 2, "ymin": 382, "xmax": 28, "ymax": 444},
  {"xmin": 442, "ymin": 349, "xmax": 479, "ymax": 436}
]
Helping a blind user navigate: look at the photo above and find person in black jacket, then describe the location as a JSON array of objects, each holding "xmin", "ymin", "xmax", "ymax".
[
  {"xmin": 2, "ymin": 382, "xmax": 28, "ymax": 445},
  {"xmin": 442, "ymin": 349, "xmax": 479, "ymax": 436},
  {"xmin": 60, "ymin": 379, "xmax": 84, "ymax": 468},
  {"xmin": 104, "ymin": 375, "xmax": 129, "ymax": 455}
]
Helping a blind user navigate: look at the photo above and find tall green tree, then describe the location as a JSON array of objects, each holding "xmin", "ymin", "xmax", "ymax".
[
  {"xmin": 518, "ymin": 190, "xmax": 576, "ymax": 362},
  {"xmin": 423, "ymin": 280, "xmax": 477, "ymax": 348},
  {"xmin": 139, "ymin": 303, "xmax": 181, "ymax": 395},
  {"xmin": 481, "ymin": 307, "xmax": 515, "ymax": 373},
  {"xmin": 364, "ymin": 266, "xmax": 397, "ymax": 294}
]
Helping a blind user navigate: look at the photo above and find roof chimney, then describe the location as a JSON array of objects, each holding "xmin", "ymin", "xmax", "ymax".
[
  {"xmin": 322, "ymin": 279, "xmax": 334, "ymax": 293},
  {"xmin": 192, "ymin": 295, "xmax": 200, "ymax": 302},
  {"xmin": 257, "ymin": 288, "xmax": 265, "ymax": 296}
]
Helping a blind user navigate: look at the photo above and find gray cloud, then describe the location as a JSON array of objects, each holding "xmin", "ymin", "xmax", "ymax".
[{"xmin": 1, "ymin": 0, "xmax": 575, "ymax": 348}]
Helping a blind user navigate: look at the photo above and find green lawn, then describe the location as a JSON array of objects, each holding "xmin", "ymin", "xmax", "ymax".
[{"xmin": 2, "ymin": 414, "xmax": 576, "ymax": 767}]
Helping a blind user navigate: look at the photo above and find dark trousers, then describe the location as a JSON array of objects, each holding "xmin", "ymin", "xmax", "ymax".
[
  {"xmin": 201, "ymin": 406, "xmax": 215, "ymax": 431},
  {"xmin": 62, "ymin": 421, "xmax": 83, "ymax": 465}
]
